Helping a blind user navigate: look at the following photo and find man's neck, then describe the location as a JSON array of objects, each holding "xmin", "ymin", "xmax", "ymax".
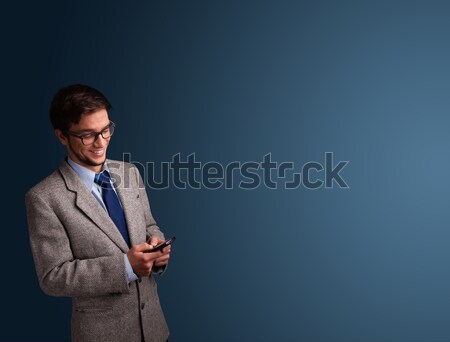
[{"xmin": 67, "ymin": 156, "xmax": 105, "ymax": 173}]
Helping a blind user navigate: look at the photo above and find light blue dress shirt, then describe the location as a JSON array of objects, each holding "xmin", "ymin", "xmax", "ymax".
[{"xmin": 67, "ymin": 157, "xmax": 139, "ymax": 283}]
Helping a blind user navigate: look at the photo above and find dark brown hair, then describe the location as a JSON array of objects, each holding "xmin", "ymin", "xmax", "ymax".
[{"xmin": 49, "ymin": 84, "xmax": 112, "ymax": 131}]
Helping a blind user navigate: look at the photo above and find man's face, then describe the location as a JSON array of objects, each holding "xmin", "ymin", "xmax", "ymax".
[{"xmin": 55, "ymin": 108, "xmax": 111, "ymax": 173}]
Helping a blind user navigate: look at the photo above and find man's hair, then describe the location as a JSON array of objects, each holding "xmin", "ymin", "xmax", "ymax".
[{"xmin": 49, "ymin": 84, "xmax": 112, "ymax": 131}]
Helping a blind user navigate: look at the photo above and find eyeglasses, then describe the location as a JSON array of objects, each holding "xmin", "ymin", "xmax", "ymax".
[{"xmin": 65, "ymin": 121, "xmax": 116, "ymax": 145}]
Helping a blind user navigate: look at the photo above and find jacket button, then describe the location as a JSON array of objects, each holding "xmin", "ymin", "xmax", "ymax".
[{"xmin": 141, "ymin": 303, "xmax": 145, "ymax": 310}]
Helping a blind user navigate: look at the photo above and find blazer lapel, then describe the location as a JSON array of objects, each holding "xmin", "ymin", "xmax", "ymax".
[
  {"xmin": 109, "ymin": 163, "xmax": 146, "ymax": 246},
  {"xmin": 59, "ymin": 159, "xmax": 129, "ymax": 253}
]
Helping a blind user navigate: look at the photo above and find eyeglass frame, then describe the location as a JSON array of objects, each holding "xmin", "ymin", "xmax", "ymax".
[{"xmin": 64, "ymin": 121, "xmax": 116, "ymax": 146}]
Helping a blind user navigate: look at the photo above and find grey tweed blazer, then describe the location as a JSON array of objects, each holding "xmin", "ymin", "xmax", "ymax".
[{"xmin": 25, "ymin": 158, "xmax": 169, "ymax": 342}]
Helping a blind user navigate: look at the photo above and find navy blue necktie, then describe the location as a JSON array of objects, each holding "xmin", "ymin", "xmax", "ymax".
[{"xmin": 95, "ymin": 171, "xmax": 131, "ymax": 248}]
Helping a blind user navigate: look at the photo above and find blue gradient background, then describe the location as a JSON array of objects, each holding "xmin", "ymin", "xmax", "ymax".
[{"xmin": 5, "ymin": 1, "xmax": 450, "ymax": 341}]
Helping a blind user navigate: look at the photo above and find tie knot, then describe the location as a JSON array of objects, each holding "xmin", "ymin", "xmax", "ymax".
[{"xmin": 95, "ymin": 171, "xmax": 111, "ymax": 188}]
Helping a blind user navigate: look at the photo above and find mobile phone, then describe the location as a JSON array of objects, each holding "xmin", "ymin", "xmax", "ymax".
[{"xmin": 144, "ymin": 236, "xmax": 176, "ymax": 253}]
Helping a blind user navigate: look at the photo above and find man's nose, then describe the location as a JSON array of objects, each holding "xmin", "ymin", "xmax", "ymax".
[{"xmin": 93, "ymin": 134, "xmax": 108, "ymax": 147}]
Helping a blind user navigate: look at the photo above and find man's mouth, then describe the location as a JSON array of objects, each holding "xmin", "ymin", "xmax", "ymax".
[{"xmin": 89, "ymin": 149, "xmax": 104, "ymax": 156}]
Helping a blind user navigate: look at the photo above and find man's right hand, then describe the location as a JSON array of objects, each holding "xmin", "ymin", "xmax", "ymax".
[{"xmin": 127, "ymin": 243, "xmax": 163, "ymax": 277}]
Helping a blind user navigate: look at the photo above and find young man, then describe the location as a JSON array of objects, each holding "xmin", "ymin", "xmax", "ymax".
[{"xmin": 25, "ymin": 84, "xmax": 171, "ymax": 342}]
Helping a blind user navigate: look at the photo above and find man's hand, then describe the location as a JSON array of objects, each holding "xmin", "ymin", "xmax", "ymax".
[
  {"xmin": 148, "ymin": 236, "xmax": 171, "ymax": 268},
  {"xmin": 127, "ymin": 243, "xmax": 164, "ymax": 277}
]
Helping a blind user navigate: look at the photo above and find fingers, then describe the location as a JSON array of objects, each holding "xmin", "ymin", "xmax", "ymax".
[
  {"xmin": 129, "ymin": 243, "xmax": 163, "ymax": 263},
  {"xmin": 155, "ymin": 253, "xmax": 170, "ymax": 262},
  {"xmin": 154, "ymin": 253, "xmax": 170, "ymax": 267},
  {"xmin": 127, "ymin": 239, "xmax": 171, "ymax": 276},
  {"xmin": 148, "ymin": 236, "xmax": 164, "ymax": 247},
  {"xmin": 127, "ymin": 245, "xmax": 154, "ymax": 277},
  {"xmin": 132, "ymin": 242, "xmax": 153, "ymax": 253},
  {"xmin": 131, "ymin": 242, "xmax": 165, "ymax": 256}
]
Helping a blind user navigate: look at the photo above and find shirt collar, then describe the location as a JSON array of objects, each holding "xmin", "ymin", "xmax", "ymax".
[{"xmin": 66, "ymin": 156, "xmax": 110, "ymax": 191}]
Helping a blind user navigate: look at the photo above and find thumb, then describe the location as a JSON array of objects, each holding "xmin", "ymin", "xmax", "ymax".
[
  {"xmin": 134, "ymin": 242, "xmax": 153, "ymax": 253},
  {"xmin": 148, "ymin": 236, "xmax": 160, "ymax": 247}
]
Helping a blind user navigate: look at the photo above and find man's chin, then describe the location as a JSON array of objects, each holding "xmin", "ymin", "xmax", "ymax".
[{"xmin": 84, "ymin": 156, "xmax": 106, "ymax": 167}]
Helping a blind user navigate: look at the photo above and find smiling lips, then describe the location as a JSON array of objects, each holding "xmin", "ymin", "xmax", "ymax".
[{"xmin": 90, "ymin": 149, "xmax": 104, "ymax": 156}]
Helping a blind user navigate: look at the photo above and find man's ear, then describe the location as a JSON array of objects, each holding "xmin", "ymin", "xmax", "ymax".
[{"xmin": 55, "ymin": 129, "xmax": 68, "ymax": 146}]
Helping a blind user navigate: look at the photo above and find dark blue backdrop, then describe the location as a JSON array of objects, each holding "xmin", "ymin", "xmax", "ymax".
[{"xmin": 4, "ymin": 1, "xmax": 450, "ymax": 341}]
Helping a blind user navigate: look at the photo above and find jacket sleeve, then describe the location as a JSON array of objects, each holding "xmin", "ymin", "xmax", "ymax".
[
  {"xmin": 133, "ymin": 165, "xmax": 167, "ymax": 275},
  {"xmin": 133, "ymin": 165, "xmax": 165, "ymax": 242},
  {"xmin": 25, "ymin": 189, "xmax": 130, "ymax": 297}
]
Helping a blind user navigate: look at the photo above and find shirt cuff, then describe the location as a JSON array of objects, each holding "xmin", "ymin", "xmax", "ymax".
[{"xmin": 124, "ymin": 254, "xmax": 139, "ymax": 283}]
